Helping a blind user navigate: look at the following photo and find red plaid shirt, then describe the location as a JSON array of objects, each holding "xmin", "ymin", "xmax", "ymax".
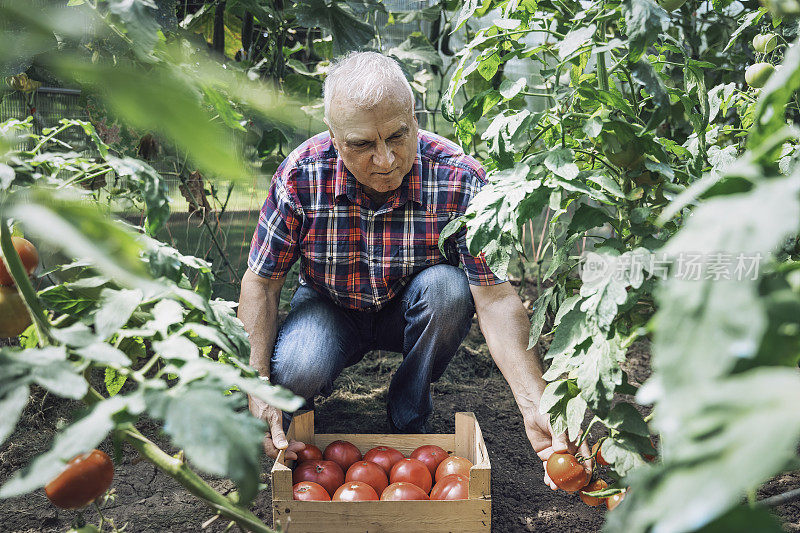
[{"xmin": 248, "ymin": 129, "xmax": 505, "ymax": 311}]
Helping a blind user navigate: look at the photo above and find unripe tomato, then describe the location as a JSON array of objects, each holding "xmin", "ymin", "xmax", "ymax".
[
  {"xmin": 323, "ymin": 440, "xmax": 362, "ymax": 474},
  {"xmin": 345, "ymin": 460, "xmax": 388, "ymax": 496},
  {"xmin": 0, "ymin": 286, "xmax": 32, "ymax": 337},
  {"xmin": 607, "ymin": 490, "xmax": 626, "ymax": 510},
  {"xmin": 44, "ymin": 449, "xmax": 114, "ymax": 509},
  {"xmin": 295, "ymin": 444, "xmax": 323, "ymax": 464},
  {"xmin": 592, "ymin": 441, "xmax": 609, "ymax": 466},
  {"xmin": 658, "ymin": 0, "xmax": 687, "ymax": 10},
  {"xmin": 753, "ymin": 33, "xmax": 778, "ymax": 53},
  {"xmin": 545, "ymin": 453, "xmax": 589, "ymax": 493},
  {"xmin": 363, "ymin": 446, "xmax": 404, "ymax": 475},
  {"xmin": 332, "ymin": 481, "xmax": 379, "ymax": 501},
  {"xmin": 435, "ymin": 455, "xmax": 473, "ymax": 482},
  {"xmin": 292, "ymin": 460, "xmax": 344, "ymax": 497},
  {"xmin": 410, "ymin": 445, "xmax": 448, "ymax": 478},
  {"xmin": 389, "ymin": 458, "xmax": 432, "ymax": 494},
  {"xmin": 0, "ymin": 237, "xmax": 39, "ymax": 286},
  {"xmin": 380, "ymin": 482, "xmax": 429, "ymax": 501},
  {"xmin": 429, "ymin": 473, "xmax": 469, "ymax": 500},
  {"xmin": 745, "ymin": 63, "xmax": 776, "ymax": 88},
  {"xmin": 579, "ymin": 479, "xmax": 608, "ymax": 507},
  {"xmin": 293, "ymin": 481, "xmax": 330, "ymax": 501}
]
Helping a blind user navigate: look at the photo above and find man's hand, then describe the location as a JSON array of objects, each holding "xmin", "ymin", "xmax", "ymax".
[
  {"xmin": 249, "ymin": 395, "xmax": 306, "ymax": 460},
  {"xmin": 524, "ymin": 409, "xmax": 592, "ymax": 490}
]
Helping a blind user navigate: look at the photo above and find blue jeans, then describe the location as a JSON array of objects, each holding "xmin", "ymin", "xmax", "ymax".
[{"xmin": 271, "ymin": 264, "xmax": 475, "ymax": 433}]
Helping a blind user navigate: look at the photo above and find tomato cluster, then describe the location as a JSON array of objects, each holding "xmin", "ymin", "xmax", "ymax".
[
  {"xmin": 0, "ymin": 236, "xmax": 38, "ymax": 337},
  {"xmin": 291, "ymin": 440, "xmax": 472, "ymax": 502}
]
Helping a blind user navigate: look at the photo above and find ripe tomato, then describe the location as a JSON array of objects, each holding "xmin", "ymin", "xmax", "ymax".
[
  {"xmin": 579, "ymin": 479, "xmax": 608, "ymax": 507},
  {"xmin": 363, "ymin": 446, "xmax": 404, "ymax": 475},
  {"xmin": 332, "ymin": 481, "xmax": 379, "ymax": 501},
  {"xmin": 293, "ymin": 481, "xmax": 330, "ymax": 501},
  {"xmin": 295, "ymin": 444, "xmax": 323, "ymax": 464},
  {"xmin": 0, "ymin": 237, "xmax": 38, "ymax": 287},
  {"xmin": 607, "ymin": 490, "xmax": 626, "ymax": 510},
  {"xmin": 346, "ymin": 460, "xmax": 388, "ymax": 496},
  {"xmin": 323, "ymin": 440, "xmax": 362, "ymax": 473},
  {"xmin": 389, "ymin": 458, "xmax": 432, "ymax": 494},
  {"xmin": 435, "ymin": 455, "xmax": 473, "ymax": 482},
  {"xmin": 292, "ymin": 460, "xmax": 345, "ymax": 497},
  {"xmin": 0, "ymin": 286, "xmax": 32, "ymax": 338},
  {"xmin": 410, "ymin": 445, "xmax": 448, "ymax": 478},
  {"xmin": 45, "ymin": 449, "xmax": 114, "ymax": 509},
  {"xmin": 429, "ymin": 474, "xmax": 469, "ymax": 500},
  {"xmin": 380, "ymin": 482, "xmax": 429, "ymax": 501},
  {"xmin": 592, "ymin": 441, "xmax": 609, "ymax": 466},
  {"xmin": 745, "ymin": 63, "xmax": 775, "ymax": 88},
  {"xmin": 545, "ymin": 453, "xmax": 589, "ymax": 493}
]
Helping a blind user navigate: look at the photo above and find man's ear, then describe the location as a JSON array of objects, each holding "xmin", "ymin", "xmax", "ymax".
[{"xmin": 324, "ymin": 117, "xmax": 339, "ymax": 150}]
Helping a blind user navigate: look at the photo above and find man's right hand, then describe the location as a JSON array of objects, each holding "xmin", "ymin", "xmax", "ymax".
[{"xmin": 249, "ymin": 395, "xmax": 306, "ymax": 460}]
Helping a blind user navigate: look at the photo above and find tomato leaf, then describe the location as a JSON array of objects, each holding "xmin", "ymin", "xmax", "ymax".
[
  {"xmin": 623, "ymin": 0, "xmax": 668, "ymax": 63},
  {"xmin": 0, "ymin": 385, "xmax": 30, "ymax": 447},
  {"xmin": 527, "ymin": 286, "xmax": 554, "ymax": 350}
]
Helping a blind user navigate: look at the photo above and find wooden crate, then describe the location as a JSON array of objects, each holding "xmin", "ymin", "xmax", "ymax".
[{"xmin": 271, "ymin": 411, "xmax": 491, "ymax": 533}]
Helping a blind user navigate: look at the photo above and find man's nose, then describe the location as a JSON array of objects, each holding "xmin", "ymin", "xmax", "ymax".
[{"xmin": 373, "ymin": 141, "xmax": 395, "ymax": 169}]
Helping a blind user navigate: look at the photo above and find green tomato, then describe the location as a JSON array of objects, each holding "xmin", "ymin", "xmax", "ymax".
[
  {"xmin": 745, "ymin": 62, "xmax": 776, "ymax": 89},
  {"xmin": 752, "ymin": 34, "xmax": 778, "ymax": 54},
  {"xmin": 658, "ymin": 0, "xmax": 687, "ymax": 10}
]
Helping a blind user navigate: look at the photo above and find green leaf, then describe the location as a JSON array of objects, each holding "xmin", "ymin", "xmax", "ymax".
[
  {"xmin": 748, "ymin": 39, "xmax": 800, "ymax": 152},
  {"xmin": 453, "ymin": 0, "xmax": 481, "ymax": 31},
  {"xmin": 94, "ymin": 288, "xmax": 144, "ymax": 340},
  {"xmin": 292, "ymin": 0, "xmax": 374, "ymax": 55},
  {"xmin": 106, "ymin": 156, "xmax": 171, "ymax": 235},
  {"xmin": 0, "ymin": 346, "xmax": 87, "ymax": 400},
  {"xmin": 630, "ymin": 59, "xmax": 671, "ymax": 131},
  {"xmin": 528, "ymin": 286, "xmax": 554, "ymax": 350},
  {"xmin": 580, "ymin": 248, "xmax": 651, "ymax": 331},
  {"xmin": 722, "ymin": 9, "xmax": 765, "ymax": 52},
  {"xmin": 568, "ymin": 203, "xmax": 612, "ymax": 234},
  {"xmin": 544, "ymin": 148, "xmax": 579, "ymax": 180},
  {"xmin": 605, "ymin": 402, "xmax": 650, "ymax": 437},
  {"xmin": 695, "ymin": 506, "xmax": 784, "ymax": 533},
  {"xmin": 499, "ymin": 77, "xmax": 526, "ymax": 99},
  {"xmin": 0, "ymin": 385, "xmax": 30, "ymax": 447},
  {"xmin": 74, "ymin": 343, "xmax": 131, "ymax": 366},
  {"xmin": 558, "ymin": 25, "xmax": 596, "ymax": 60},
  {"xmin": 388, "ymin": 33, "xmax": 443, "ymax": 68},
  {"xmin": 570, "ymin": 334, "xmax": 625, "ymax": 414},
  {"xmin": 104, "ymin": 368, "xmax": 128, "ymax": 397},
  {"xmin": 601, "ymin": 431, "xmax": 650, "ymax": 477},
  {"xmin": 623, "ymin": 0, "xmax": 669, "ymax": 63}
]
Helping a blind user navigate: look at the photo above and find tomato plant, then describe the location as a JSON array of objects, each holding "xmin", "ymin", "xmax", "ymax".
[
  {"xmin": 44, "ymin": 449, "xmax": 114, "ymax": 509},
  {"xmin": 295, "ymin": 444, "xmax": 324, "ymax": 464},
  {"xmin": 363, "ymin": 446, "xmax": 405, "ymax": 475},
  {"xmin": 345, "ymin": 461, "xmax": 388, "ymax": 496},
  {"xmin": 0, "ymin": 236, "xmax": 38, "ymax": 286},
  {"xmin": 292, "ymin": 460, "xmax": 345, "ymax": 498},
  {"xmin": 293, "ymin": 481, "xmax": 330, "ymax": 501},
  {"xmin": 389, "ymin": 458, "xmax": 432, "ymax": 494},
  {"xmin": 545, "ymin": 453, "xmax": 589, "ymax": 493},
  {"xmin": 332, "ymin": 481, "xmax": 379, "ymax": 502},
  {"xmin": 410, "ymin": 445, "xmax": 448, "ymax": 478},
  {"xmin": 0, "ymin": 286, "xmax": 31, "ymax": 338},
  {"xmin": 380, "ymin": 482, "xmax": 429, "ymax": 501},
  {"xmin": 323, "ymin": 440, "xmax": 362, "ymax": 474},
  {"xmin": 429, "ymin": 473, "xmax": 469, "ymax": 501},
  {"xmin": 579, "ymin": 479, "xmax": 609, "ymax": 507},
  {"xmin": 434, "ymin": 456, "xmax": 472, "ymax": 482}
]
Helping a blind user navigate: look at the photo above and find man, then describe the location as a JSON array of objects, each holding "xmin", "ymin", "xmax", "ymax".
[{"xmin": 238, "ymin": 51, "xmax": 590, "ymax": 489}]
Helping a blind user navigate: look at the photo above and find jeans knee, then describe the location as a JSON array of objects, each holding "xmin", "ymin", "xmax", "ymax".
[
  {"xmin": 271, "ymin": 332, "xmax": 337, "ymax": 399},
  {"xmin": 408, "ymin": 265, "xmax": 474, "ymax": 323}
]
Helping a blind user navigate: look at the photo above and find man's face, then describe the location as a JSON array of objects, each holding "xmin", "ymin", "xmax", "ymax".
[{"xmin": 326, "ymin": 90, "xmax": 418, "ymax": 199}]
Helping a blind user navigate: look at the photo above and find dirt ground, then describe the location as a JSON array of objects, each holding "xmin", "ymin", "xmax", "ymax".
[{"xmin": 1, "ymin": 281, "xmax": 799, "ymax": 533}]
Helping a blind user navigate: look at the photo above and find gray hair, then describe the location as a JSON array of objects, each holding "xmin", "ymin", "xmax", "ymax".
[{"xmin": 323, "ymin": 51, "xmax": 414, "ymax": 120}]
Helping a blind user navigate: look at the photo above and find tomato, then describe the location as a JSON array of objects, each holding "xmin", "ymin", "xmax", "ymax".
[
  {"xmin": 292, "ymin": 460, "xmax": 345, "ymax": 497},
  {"xmin": 45, "ymin": 449, "xmax": 114, "ymax": 509},
  {"xmin": 389, "ymin": 457, "xmax": 432, "ymax": 494},
  {"xmin": 434, "ymin": 455, "xmax": 473, "ymax": 482},
  {"xmin": 0, "ymin": 237, "xmax": 39, "ymax": 287},
  {"xmin": 293, "ymin": 481, "xmax": 331, "ymax": 501},
  {"xmin": 295, "ymin": 444, "xmax": 323, "ymax": 464},
  {"xmin": 332, "ymin": 481, "xmax": 379, "ymax": 501},
  {"xmin": 579, "ymin": 479, "xmax": 608, "ymax": 507},
  {"xmin": 658, "ymin": 0, "xmax": 687, "ymax": 10},
  {"xmin": 429, "ymin": 474, "xmax": 469, "ymax": 500},
  {"xmin": 380, "ymin": 482, "xmax": 430, "ymax": 501},
  {"xmin": 753, "ymin": 33, "xmax": 778, "ymax": 54},
  {"xmin": 363, "ymin": 446, "xmax": 405, "ymax": 475},
  {"xmin": 0, "ymin": 286, "xmax": 32, "ymax": 338},
  {"xmin": 607, "ymin": 490, "xmax": 626, "ymax": 510},
  {"xmin": 345, "ymin": 460, "xmax": 388, "ymax": 496},
  {"xmin": 410, "ymin": 445, "xmax": 448, "ymax": 478},
  {"xmin": 545, "ymin": 453, "xmax": 589, "ymax": 493},
  {"xmin": 592, "ymin": 441, "xmax": 609, "ymax": 466},
  {"xmin": 323, "ymin": 440, "xmax": 362, "ymax": 473},
  {"xmin": 745, "ymin": 63, "xmax": 775, "ymax": 89}
]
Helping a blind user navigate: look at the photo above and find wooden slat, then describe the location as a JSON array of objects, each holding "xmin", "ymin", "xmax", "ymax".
[
  {"xmin": 273, "ymin": 499, "xmax": 491, "ymax": 533},
  {"xmin": 271, "ymin": 450, "xmax": 293, "ymax": 502},
  {"xmin": 315, "ymin": 434, "xmax": 455, "ymax": 456},
  {"xmin": 292, "ymin": 410, "xmax": 315, "ymax": 444},
  {"xmin": 455, "ymin": 412, "xmax": 491, "ymax": 500},
  {"xmin": 454, "ymin": 412, "xmax": 477, "ymax": 462}
]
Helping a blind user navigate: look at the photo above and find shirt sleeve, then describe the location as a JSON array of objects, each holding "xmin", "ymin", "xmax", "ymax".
[
  {"xmin": 247, "ymin": 170, "xmax": 302, "ymax": 279},
  {"xmin": 454, "ymin": 226, "xmax": 507, "ymax": 286}
]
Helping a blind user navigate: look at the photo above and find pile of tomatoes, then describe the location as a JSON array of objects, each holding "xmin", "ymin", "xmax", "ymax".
[
  {"xmin": 0, "ymin": 236, "xmax": 38, "ymax": 338},
  {"xmin": 545, "ymin": 442, "xmax": 627, "ymax": 511},
  {"xmin": 291, "ymin": 441, "xmax": 473, "ymax": 502}
]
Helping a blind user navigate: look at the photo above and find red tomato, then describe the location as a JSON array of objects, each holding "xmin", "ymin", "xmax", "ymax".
[
  {"xmin": 293, "ymin": 481, "xmax": 330, "ymax": 501},
  {"xmin": 45, "ymin": 449, "xmax": 114, "ymax": 509},
  {"xmin": 323, "ymin": 440, "xmax": 362, "ymax": 473},
  {"xmin": 363, "ymin": 446, "xmax": 405, "ymax": 475},
  {"xmin": 292, "ymin": 460, "xmax": 344, "ymax": 497},
  {"xmin": 546, "ymin": 453, "xmax": 589, "ymax": 493},
  {"xmin": 332, "ymin": 481, "xmax": 379, "ymax": 501},
  {"xmin": 346, "ymin": 460, "xmax": 388, "ymax": 496},
  {"xmin": 579, "ymin": 479, "xmax": 608, "ymax": 507},
  {"xmin": 429, "ymin": 473, "xmax": 469, "ymax": 500},
  {"xmin": 295, "ymin": 444, "xmax": 323, "ymax": 464},
  {"xmin": 0, "ymin": 237, "xmax": 38, "ymax": 287},
  {"xmin": 410, "ymin": 445, "xmax": 448, "ymax": 478},
  {"xmin": 607, "ymin": 490, "xmax": 626, "ymax": 510},
  {"xmin": 380, "ymin": 482, "xmax": 430, "ymax": 501},
  {"xmin": 435, "ymin": 455, "xmax": 473, "ymax": 482},
  {"xmin": 592, "ymin": 441, "xmax": 609, "ymax": 466},
  {"xmin": 389, "ymin": 458, "xmax": 432, "ymax": 494}
]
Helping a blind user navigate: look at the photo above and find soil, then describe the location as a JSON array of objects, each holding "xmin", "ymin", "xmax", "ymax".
[{"xmin": 1, "ymin": 282, "xmax": 799, "ymax": 533}]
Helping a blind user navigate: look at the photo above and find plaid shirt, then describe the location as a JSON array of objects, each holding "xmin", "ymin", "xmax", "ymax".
[{"xmin": 248, "ymin": 129, "xmax": 505, "ymax": 311}]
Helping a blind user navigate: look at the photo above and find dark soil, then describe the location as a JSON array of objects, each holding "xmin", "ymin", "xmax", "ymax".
[{"xmin": 1, "ymin": 283, "xmax": 799, "ymax": 533}]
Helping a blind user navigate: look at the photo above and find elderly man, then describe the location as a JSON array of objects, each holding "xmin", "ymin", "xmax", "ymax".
[{"xmin": 238, "ymin": 51, "xmax": 590, "ymax": 489}]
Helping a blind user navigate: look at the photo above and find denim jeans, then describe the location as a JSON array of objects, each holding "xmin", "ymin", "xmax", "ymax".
[{"xmin": 271, "ymin": 264, "xmax": 475, "ymax": 433}]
